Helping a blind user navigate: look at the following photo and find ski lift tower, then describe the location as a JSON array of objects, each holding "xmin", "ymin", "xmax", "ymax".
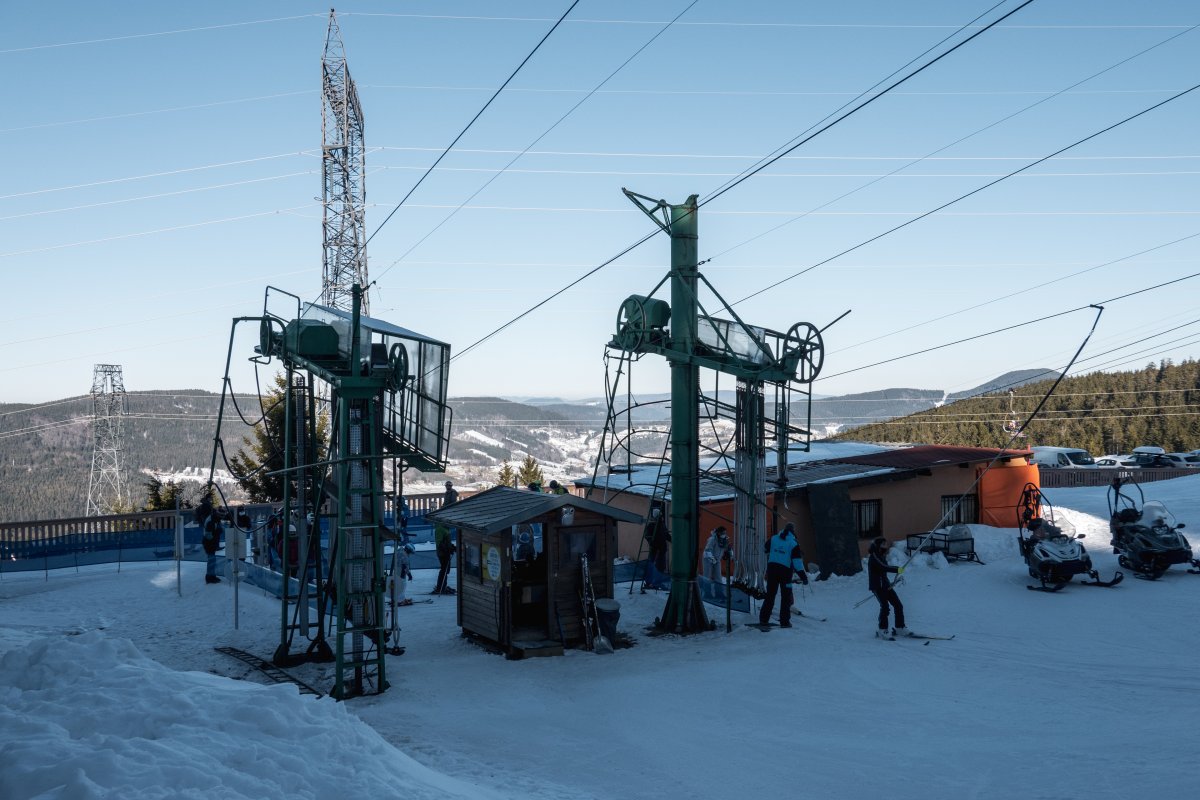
[
  {"xmin": 212, "ymin": 284, "xmax": 451, "ymax": 699},
  {"xmin": 608, "ymin": 192, "xmax": 824, "ymax": 633}
]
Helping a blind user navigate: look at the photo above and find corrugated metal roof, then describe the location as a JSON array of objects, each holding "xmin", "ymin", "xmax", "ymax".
[
  {"xmin": 581, "ymin": 459, "xmax": 896, "ymax": 502},
  {"xmin": 426, "ymin": 486, "xmax": 644, "ymax": 535},
  {"xmin": 833, "ymin": 444, "xmax": 1030, "ymax": 470}
]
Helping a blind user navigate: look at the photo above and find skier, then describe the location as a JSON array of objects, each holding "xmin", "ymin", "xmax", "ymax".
[
  {"xmin": 389, "ymin": 538, "xmax": 415, "ymax": 609},
  {"xmin": 702, "ymin": 526, "xmax": 732, "ymax": 600},
  {"xmin": 433, "ymin": 522, "xmax": 456, "ymax": 595},
  {"xmin": 442, "ymin": 480, "xmax": 459, "ymax": 509},
  {"xmin": 201, "ymin": 513, "xmax": 222, "ymax": 584},
  {"xmin": 759, "ymin": 523, "xmax": 807, "ymax": 627},
  {"xmin": 868, "ymin": 537, "xmax": 907, "ymax": 638}
]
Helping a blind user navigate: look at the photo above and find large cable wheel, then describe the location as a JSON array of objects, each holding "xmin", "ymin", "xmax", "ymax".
[
  {"xmin": 614, "ymin": 296, "xmax": 647, "ymax": 351},
  {"xmin": 387, "ymin": 343, "xmax": 409, "ymax": 392},
  {"xmin": 782, "ymin": 322, "xmax": 824, "ymax": 382},
  {"xmin": 258, "ymin": 318, "xmax": 280, "ymax": 359}
]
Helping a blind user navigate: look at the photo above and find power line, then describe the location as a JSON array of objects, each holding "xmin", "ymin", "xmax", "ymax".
[
  {"xmin": 706, "ymin": 20, "xmax": 1200, "ymax": 267},
  {"xmin": 375, "ymin": 145, "xmax": 1200, "ymax": 161},
  {"xmin": 371, "ymin": 0, "xmax": 700, "ymax": 286},
  {"xmin": 0, "ymin": 13, "xmax": 322, "ymax": 54},
  {"xmin": 837, "ymin": 229, "xmax": 1200, "ymax": 355},
  {"xmin": 700, "ymin": 0, "xmax": 1022, "ymax": 204},
  {"xmin": 818, "ymin": 272, "xmax": 1200, "ymax": 382},
  {"xmin": 341, "ymin": 12, "xmax": 1192, "ymax": 31},
  {"xmin": 733, "ymin": 79, "xmax": 1200, "ymax": 305},
  {"xmin": 359, "ymin": 0, "xmax": 581, "ymax": 261},
  {"xmin": 443, "ymin": 1, "xmax": 1029, "ymax": 363},
  {"xmin": 0, "ymin": 91, "xmax": 317, "ymax": 134},
  {"xmin": 0, "ymin": 151, "xmax": 316, "ymax": 201}
]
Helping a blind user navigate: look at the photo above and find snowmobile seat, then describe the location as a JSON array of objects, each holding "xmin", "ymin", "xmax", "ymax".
[{"xmin": 1117, "ymin": 508, "xmax": 1141, "ymax": 524}]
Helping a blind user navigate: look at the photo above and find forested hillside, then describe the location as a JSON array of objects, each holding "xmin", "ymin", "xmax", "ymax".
[
  {"xmin": 0, "ymin": 391, "xmax": 254, "ymax": 522},
  {"xmin": 8, "ymin": 363, "xmax": 1194, "ymax": 522},
  {"xmin": 831, "ymin": 360, "xmax": 1200, "ymax": 454}
]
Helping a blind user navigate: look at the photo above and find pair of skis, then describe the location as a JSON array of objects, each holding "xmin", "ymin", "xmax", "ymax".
[{"xmin": 878, "ymin": 630, "xmax": 955, "ymax": 642}]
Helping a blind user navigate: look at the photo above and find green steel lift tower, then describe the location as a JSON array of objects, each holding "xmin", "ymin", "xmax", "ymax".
[
  {"xmin": 212, "ymin": 284, "xmax": 451, "ymax": 698},
  {"xmin": 609, "ymin": 191, "xmax": 825, "ymax": 633}
]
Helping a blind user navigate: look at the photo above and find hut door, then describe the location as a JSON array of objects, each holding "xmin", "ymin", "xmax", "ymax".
[{"xmin": 510, "ymin": 522, "xmax": 548, "ymax": 639}]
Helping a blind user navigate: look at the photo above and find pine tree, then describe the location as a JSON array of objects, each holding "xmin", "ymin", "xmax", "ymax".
[
  {"xmin": 227, "ymin": 374, "xmax": 327, "ymax": 503},
  {"xmin": 516, "ymin": 455, "xmax": 545, "ymax": 489},
  {"xmin": 142, "ymin": 475, "xmax": 189, "ymax": 511},
  {"xmin": 497, "ymin": 461, "xmax": 517, "ymax": 488}
]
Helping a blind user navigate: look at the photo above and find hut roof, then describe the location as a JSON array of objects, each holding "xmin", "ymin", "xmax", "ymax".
[{"xmin": 427, "ymin": 486, "xmax": 644, "ymax": 535}]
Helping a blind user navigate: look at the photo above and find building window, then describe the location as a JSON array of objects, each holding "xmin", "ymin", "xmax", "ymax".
[
  {"xmin": 559, "ymin": 528, "xmax": 598, "ymax": 568},
  {"xmin": 853, "ymin": 499, "xmax": 882, "ymax": 539},
  {"xmin": 941, "ymin": 494, "xmax": 978, "ymax": 525},
  {"xmin": 463, "ymin": 542, "xmax": 482, "ymax": 580}
]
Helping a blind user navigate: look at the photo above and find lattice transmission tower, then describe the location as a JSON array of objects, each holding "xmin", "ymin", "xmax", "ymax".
[
  {"xmin": 85, "ymin": 364, "xmax": 128, "ymax": 516},
  {"xmin": 320, "ymin": 9, "xmax": 368, "ymax": 314}
]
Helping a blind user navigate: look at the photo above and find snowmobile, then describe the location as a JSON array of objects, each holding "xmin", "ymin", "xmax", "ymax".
[
  {"xmin": 1107, "ymin": 478, "xmax": 1200, "ymax": 580},
  {"xmin": 1016, "ymin": 483, "xmax": 1123, "ymax": 592}
]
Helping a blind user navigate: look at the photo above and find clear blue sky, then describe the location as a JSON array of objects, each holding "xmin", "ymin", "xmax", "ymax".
[{"xmin": 3, "ymin": 0, "xmax": 1198, "ymax": 405}]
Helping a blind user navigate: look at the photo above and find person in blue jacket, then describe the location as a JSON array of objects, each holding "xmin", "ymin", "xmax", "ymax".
[
  {"xmin": 868, "ymin": 537, "xmax": 906, "ymax": 638},
  {"xmin": 759, "ymin": 522, "xmax": 808, "ymax": 627}
]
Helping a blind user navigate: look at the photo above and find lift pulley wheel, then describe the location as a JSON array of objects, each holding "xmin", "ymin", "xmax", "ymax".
[
  {"xmin": 614, "ymin": 296, "xmax": 648, "ymax": 351},
  {"xmin": 387, "ymin": 343, "xmax": 409, "ymax": 392},
  {"xmin": 782, "ymin": 322, "xmax": 824, "ymax": 382}
]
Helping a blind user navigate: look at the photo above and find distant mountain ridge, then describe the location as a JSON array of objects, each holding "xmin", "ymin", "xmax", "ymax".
[{"xmin": 8, "ymin": 366, "xmax": 1152, "ymax": 522}]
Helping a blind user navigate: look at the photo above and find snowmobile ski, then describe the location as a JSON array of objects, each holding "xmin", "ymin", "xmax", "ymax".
[
  {"xmin": 1026, "ymin": 581, "xmax": 1068, "ymax": 593},
  {"xmin": 1079, "ymin": 570, "xmax": 1123, "ymax": 587}
]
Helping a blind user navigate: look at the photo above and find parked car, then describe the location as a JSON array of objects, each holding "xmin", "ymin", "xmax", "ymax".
[
  {"xmin": 1164, "ymin": 453, "xmax": 1200, "ymax": 468},
  {"xmin": 1095, "ymin": 456, "xmax": 1131, "ymax": 468},
  {"xmin": 1029, "ymin": 446, "xmax": 1098, "ymax": 469},
  {"xmin": 1125, "ymin": 453, "xmax": 1175, "ymax": 469}
]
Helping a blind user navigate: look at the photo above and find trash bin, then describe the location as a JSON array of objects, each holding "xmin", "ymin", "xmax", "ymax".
[{"xmin": 593, "ymin": 598, "xmax": 621, "ymax": 642}]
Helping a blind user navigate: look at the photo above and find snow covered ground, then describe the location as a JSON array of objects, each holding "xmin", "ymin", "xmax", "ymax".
[{"xmin": 3, "ymin": 475, "xmax": 1199, "ymax": 799}]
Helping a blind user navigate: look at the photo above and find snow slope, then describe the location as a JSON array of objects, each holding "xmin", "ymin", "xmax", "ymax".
[{"xmin": 2, "ymin": 475, "xmax": 1198, "ymax": 799}]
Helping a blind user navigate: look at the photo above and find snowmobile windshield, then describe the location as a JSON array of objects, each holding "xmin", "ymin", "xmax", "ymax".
[{"xmin": 1141, "ymin": 501, "xmax": 1176, "ymax": 530}]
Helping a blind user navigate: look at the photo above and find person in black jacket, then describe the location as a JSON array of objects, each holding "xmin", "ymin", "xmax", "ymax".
[
  {"xmin": 202, "ymin": 514, "xmax": 222, "ymax": 584},
  {"xmin": 868, "ymin": 537, "xmax": 906, "ymax": 638}
]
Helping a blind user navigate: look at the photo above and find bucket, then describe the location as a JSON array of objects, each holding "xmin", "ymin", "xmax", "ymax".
[{"xmin": 593, "ymin": 598, "xmax": 621, "ymax": 641}]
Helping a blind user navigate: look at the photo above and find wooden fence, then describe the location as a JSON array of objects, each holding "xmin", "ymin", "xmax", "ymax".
[{"xmin": 1037, "ymin": 467, "xmax": 1196, "ymax": 489}]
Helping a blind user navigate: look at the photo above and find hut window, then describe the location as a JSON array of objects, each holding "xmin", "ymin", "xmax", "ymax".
[
  {"xmin": 463, "ymin": 541, "xmax": 482, "ymax": 580},
  {"xmin": 853, "ymin": 499, "xmax": 882, "ymax": 539},
  {"xmin": 941, "ymin": 494, "xmax": 978, "ymax": 524},
  {"xmin": 560, "ymin": 528, "xmax": 597, "ymax": 567}
]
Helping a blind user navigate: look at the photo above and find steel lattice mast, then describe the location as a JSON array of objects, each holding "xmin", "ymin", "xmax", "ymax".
[
  {"xmin": 85, "ymin": 364, "xmax": 128, "ymax": 516},
  {"xmin": 320, "ymin": 9, "xmax": 368, "ymax": 314}
]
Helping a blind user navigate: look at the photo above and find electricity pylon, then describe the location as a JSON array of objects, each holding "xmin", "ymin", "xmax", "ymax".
[
  {"xmin": 320, "ymin": 9, "xmax": 368, "ymax": 314},
  {"xmin": 85, "ymin": 364, "xmax": 128, "ymax": 516}
]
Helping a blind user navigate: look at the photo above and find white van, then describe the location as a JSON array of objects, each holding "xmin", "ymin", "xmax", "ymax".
[{"xmin": 1029, "ymin": 446, "xmax": 1098, "ymax": 469}]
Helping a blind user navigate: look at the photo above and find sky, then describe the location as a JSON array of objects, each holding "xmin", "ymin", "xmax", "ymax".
[
  {"xmin": 3, "ymin": 1, "xmax": 1200, "ymax": 408},
  {"xmin": 2, "ymin": 474, "xmax": 1198, "ymax": 798}
]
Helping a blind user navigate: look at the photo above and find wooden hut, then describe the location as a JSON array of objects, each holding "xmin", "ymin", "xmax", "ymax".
[{"xmin": 427, "ymin": 486, "xmax": 643, "ymax": 658}]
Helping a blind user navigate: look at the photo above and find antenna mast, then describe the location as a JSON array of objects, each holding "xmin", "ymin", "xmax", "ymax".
[
  {"xmin": 320, "ymin": 9, "xmax": 368, "ymax": 313},
  {"xmin": 85, "ymin": 364, "xmax": 128, "ymax": 515}
]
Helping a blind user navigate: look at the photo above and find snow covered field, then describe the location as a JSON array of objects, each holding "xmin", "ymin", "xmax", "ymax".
[{"xmin": 3, "ymin": 476, "xmax": 1198, "ymax": 799}]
